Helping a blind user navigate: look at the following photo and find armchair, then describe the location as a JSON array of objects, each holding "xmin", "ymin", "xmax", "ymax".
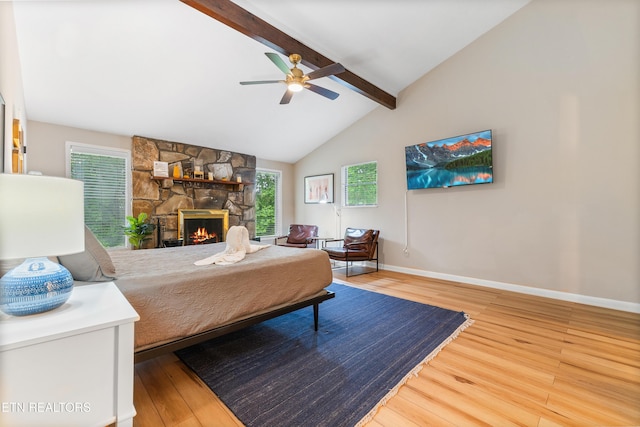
[
  {"xmin": 322, "ymin": 228, "xmax": 379, "ymax": 277},
  {"xmin": 275, "ymin": 224, "xmax": 319, "ymax": 248}
]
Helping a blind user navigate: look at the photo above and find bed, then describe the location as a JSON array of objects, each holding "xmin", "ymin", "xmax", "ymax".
[{"xmin": 56, "ymin": 228, "xmax": 334, "ymax": 363}]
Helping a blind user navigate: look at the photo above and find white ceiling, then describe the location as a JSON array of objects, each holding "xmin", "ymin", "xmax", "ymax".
[{"xmin": 12, "ymin": 0, "xmax": 530, "ymax": 163}]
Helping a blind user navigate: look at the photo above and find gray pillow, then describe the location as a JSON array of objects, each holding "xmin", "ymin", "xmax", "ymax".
[{"xmin": 58, "ymin": 226, "xmax": 117, "ymax": 282}]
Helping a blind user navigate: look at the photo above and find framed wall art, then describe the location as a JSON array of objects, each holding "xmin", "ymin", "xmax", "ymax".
[{"xmin": 304, "ymin": 173, "xmax": 334, "ymax": 204}]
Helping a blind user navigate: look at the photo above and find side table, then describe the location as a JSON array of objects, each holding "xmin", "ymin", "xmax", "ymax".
[
  {"xmin": 0, "ymin": 282, "xmax": 140, "ymax": 427},
  {"xmin": 310, "ymin": 236, "xmax": 336, "ymax": 249}
]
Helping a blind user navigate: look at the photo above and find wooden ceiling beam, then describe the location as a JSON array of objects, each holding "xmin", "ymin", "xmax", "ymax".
[{"xmin": 180, "ymin": 0, "xmax": 397, "ymax": 109}]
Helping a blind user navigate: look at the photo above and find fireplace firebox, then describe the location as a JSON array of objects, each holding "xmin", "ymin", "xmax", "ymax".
[{"xmin": 178, "ymin": 209, "xmax": 229, "ymax": 246}]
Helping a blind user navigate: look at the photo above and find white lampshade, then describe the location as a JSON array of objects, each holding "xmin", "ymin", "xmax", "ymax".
[{"xmin": 0, "ymin": 174, "xmax": 85, "ymax": 260}]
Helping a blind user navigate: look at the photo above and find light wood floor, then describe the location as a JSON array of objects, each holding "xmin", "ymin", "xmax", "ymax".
[{"xmin": 132, "ymin": 269, "xmax": 640, "ymax": 426}]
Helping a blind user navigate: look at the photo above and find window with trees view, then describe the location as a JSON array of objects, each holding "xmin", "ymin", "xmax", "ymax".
[
  {"xmin": 255, "ymin": 169, "xmax": 282, "ymax": 238},
  {"xmin": 66, "ymin": 142, "xmax": 131, "ymax": 248},
  {"xmin": 342, "ymin": 161, "xmax": 378, "ymax": 207}
]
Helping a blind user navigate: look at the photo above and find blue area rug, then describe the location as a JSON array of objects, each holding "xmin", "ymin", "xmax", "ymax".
[{"xmin": 176, "ymin": 283, "xmax": 472, "ymax": 427}]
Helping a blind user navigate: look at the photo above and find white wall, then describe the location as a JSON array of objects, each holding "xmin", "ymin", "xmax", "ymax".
[{"xmin": 295, "ymin": 0, "xmax": 639, "ymax": 306}]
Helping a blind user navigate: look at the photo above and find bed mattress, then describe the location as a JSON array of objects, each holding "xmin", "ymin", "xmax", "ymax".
[{"xmin": 109, "ymin": 243, "xmax": 333, "ymax": 351}]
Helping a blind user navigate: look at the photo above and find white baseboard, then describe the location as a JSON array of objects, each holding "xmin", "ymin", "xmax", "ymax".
[{"xmin": 378, "ymin": 263, "xmax": 640, "ymax": 314}]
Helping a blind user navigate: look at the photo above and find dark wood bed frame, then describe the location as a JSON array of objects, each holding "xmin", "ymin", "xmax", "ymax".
[{"xmin": 134, "ymin": 290, "xmax": 335, "ymax": 363}]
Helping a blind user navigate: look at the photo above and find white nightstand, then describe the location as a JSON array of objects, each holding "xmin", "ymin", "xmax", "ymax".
[{"xmin": 0, "ymin": 282, "xmax": 139, "ymax": 427}]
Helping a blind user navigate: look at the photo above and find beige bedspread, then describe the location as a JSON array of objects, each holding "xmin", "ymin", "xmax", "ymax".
[{"xmin": 109, "ymin": 244, "xmax": 333, "ymax": 351}]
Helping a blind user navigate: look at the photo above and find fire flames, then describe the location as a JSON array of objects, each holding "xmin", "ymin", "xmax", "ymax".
[{"xmin": 190, "ymin": 227, "xmax": 218, "ymax": 245}]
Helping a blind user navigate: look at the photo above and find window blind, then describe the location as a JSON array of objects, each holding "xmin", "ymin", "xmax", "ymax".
[{"xmin": 68, "ymin": 143, "xmax": 130, "ymax": 248}]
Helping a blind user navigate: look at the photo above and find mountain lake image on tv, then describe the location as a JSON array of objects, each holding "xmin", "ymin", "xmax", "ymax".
[{"xmin": 405, "ymin": 129, "xmax": 493, "ymax": 190}]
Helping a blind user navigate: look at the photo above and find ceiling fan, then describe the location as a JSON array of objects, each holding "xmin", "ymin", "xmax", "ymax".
[{"xmin": 240, "ymin": 52, "xmax": 346, "ymax": 104}]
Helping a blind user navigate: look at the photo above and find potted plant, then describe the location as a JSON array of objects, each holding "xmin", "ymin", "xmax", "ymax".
[{"xmin": 124, "ymin": 212, "xmax": 156, "ymax": 249}]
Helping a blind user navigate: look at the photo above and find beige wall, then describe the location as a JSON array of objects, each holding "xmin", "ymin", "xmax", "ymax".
[
  {"xmin": 256, "ymin": 158, "xmax": 295, "ymax": 238},
  {"xmin": 296, "ymin": 0, "xmax": 640, "ymax": 305},
  {"xmin": 10, "ymin": 0, "xmax": 639, "ymax": 308},
  {"xmin": 26, "ymin": 120, "xmax": 295, "ymax": 236},
  {"xmin": 27, "ymin": 121, "xmax": 131, "ymax": 176},
  {"xmin": 0, "ymin": 2, "xmax": 27, "ymax": 173}
]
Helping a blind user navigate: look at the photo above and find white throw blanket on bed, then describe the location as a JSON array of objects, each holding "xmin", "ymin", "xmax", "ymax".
[{"xmin": 194, "ymin": 225, "xmax": 270, "ymax": 266}]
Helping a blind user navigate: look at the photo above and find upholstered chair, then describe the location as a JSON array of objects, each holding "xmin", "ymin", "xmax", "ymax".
[
  {"xmin": 322, "ymin": 228, "xmax": 379, "ymax": 276},
  {"xmin": 275, "ymin": 224, "xmax": 319, "ymax": 248}
]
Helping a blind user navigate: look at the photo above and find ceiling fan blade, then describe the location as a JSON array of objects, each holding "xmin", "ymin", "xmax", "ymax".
[
  {"xmin": 280, "ymin": 89, "xmax": 294, "ymax": 105},
  {"xmin": 306, "ymin": 63, "xmax": 346, "ymax": 81},
  {"xmin": 265, "ymin": 52, "xmax": 292, "ymax": 75},
  {"xmin": 239, "ymin": 80, "xmax": 283, "ymax": 85},
  {"xmin": 305, "ymin": 83, "xmax": 340, "ymax": 100}
]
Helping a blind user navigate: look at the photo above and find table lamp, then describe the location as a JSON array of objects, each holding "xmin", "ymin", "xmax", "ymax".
[{"xmin": 0, "ymin": 174, "xmax": 85, "ymax": 316}]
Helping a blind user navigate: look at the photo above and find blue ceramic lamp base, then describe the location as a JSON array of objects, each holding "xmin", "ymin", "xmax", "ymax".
[{"xmin": 0, "ymin": 257, "xmax": 74, "ymax": 316}]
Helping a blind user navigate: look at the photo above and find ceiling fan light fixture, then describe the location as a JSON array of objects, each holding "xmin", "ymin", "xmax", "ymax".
[
  {"xmin": 288, "ymin": 82, "xmax": 304, "ymax": 92},
  {"xmin": 241, "ymin": 53, "xmax": 344, "ymax": 104}
]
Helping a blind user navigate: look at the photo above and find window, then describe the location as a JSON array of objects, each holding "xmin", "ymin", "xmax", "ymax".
[
  {"xmin": 255, "ymin": 168, "xmax": 282, "ymax": 238},
  {"xmin": 66, "ymin": 142, "xmax": 131, "ymax": 248},
  {"xmin": 342, "ymin": 161, "xmax": 378, "ymax": 207}
]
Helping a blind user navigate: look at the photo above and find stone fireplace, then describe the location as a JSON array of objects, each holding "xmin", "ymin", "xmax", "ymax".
[
  {"xmin": 132, "ymin": 136, "xmax": 256, "ymax": 249},
  {"xmin": 179, "ymin": 209, "xmax": 229, "ymax": 245}
]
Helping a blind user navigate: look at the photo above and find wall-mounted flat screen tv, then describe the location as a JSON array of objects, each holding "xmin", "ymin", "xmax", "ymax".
[{"xmin": 405, "ymin": 129, "xmax": 493, "ymax": 190}]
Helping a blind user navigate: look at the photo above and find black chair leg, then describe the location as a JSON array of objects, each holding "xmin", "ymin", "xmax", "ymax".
[{"xmin": 345, "ymin": 253, "xmax": 349, "ymax": 277}]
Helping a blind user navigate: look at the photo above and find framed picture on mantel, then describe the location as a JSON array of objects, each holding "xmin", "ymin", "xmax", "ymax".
[{"xmin": 304, "ymin": 173, "xmax": 334, "ymax": 204}]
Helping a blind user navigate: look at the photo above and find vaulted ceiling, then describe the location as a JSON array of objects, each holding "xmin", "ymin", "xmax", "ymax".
[{"xmin": 12, "ymin": 0, "xmax": 530, "ymax": 163}]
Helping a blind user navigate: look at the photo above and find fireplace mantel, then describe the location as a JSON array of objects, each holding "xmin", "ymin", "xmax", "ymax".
[{"xmin": 152, "ymin": 176, "xmax": 248, "ymax": 191}]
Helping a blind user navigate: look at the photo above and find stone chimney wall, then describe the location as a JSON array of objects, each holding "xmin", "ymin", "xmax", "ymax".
[{"xmin": 132, "ymin": 136, "xmax": 256, "ymax": 248}]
